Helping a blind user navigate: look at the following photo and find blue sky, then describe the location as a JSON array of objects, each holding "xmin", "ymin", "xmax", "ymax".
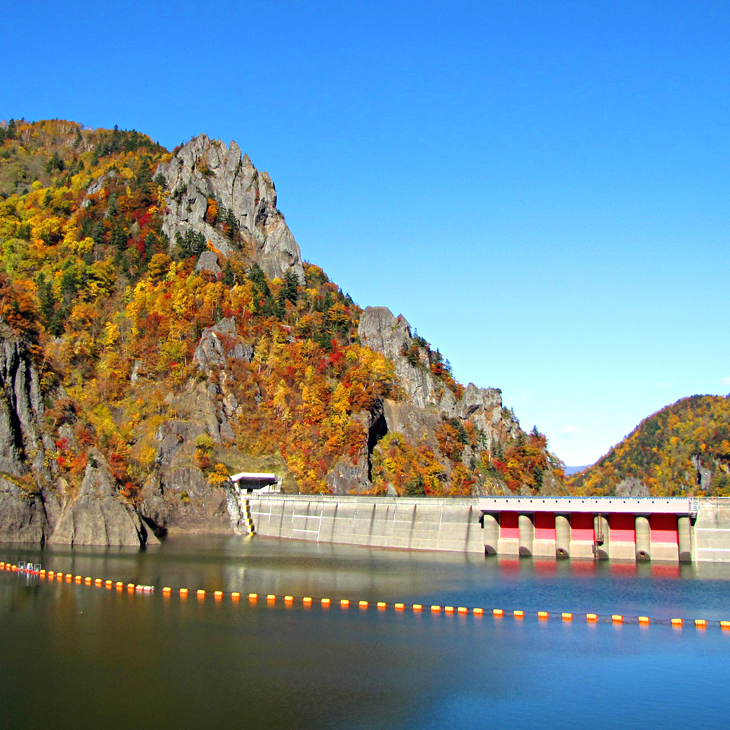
[{"xmin": 2, "ymin": 0, "xmax": 728, "ymax": 465}]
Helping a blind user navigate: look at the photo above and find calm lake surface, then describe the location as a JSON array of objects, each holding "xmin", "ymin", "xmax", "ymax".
[{"xmin": 1, "ymin": 535, "xmax": 730, "ymax": 730}]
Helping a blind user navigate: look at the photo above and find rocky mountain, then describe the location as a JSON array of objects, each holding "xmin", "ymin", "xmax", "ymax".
[
  {"xmin": 569, "ymin": 395, "xmax": 730, "ymax": 496},
  {"xmin": 0, "ymin": 118, "xmax": 566, "ymax": 544},
  {"xmin": 156, "ymin": 135, "xmax": 305, "ymax": 282}
]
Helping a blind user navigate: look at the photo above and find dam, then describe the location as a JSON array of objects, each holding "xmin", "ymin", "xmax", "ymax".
[{"xmin": 236, "ymin": 493, "xmax": 730, "ymax": 563}]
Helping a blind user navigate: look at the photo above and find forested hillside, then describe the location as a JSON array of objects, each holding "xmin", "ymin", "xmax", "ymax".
[
  {"xmin": 570, "ymin": 395, "xmax": 730, "ymax": 496},
  {"xmin": 0, "ymin": 118, "xmax": 568, "ymax": 543}
]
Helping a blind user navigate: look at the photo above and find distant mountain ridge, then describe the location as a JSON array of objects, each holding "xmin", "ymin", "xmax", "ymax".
[{"xmin": 564, "ymin": 465, "xmax": 591, "ymax": 476}]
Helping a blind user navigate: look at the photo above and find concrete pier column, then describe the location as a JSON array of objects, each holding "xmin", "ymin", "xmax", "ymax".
[
  {"xmin": 635, "ymin": 515, "xmax": 651, "ymax": 560},
  {"xmin": 594, "ymin": 514, "xmax": 610, "ymax": 560},
  {"xmin": 678, "ymin": 516, "xmax": 692, "ymax": 562},
  {"xmin": 555, "ymin": 514, "xmax": 570, "ymax": 558},
  {"xmin": 518, "ymin": 513, "xmax": 534, "ymax": 557},
  {"xmin": 483, "ymin": 513, "xmax": 499, "ymax": 556}
]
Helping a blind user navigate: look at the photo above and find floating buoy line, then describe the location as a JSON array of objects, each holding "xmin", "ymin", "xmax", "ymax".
[{"xmin": 3, "ymin": 559, "xmax": 729, "ymax": 631}]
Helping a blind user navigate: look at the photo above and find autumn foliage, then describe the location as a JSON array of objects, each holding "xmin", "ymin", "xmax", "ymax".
[
  {"xmin": 570, "ymin": 395, "xmax": 730, "ymax": 496},
  {"xmin": 0, "ymin": 118, "xmax": 565, "ymax": 498}
]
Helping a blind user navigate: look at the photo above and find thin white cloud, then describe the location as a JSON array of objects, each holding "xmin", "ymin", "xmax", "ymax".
[
  {"xmin": 656, "ymin": 380, "xmax": 674, "ymax": 387},
  {"xmin": 559, "ymin": 424, "xmax": 580, "ymax": 440},
  {"xmin": 721, "ymin": 376, "xmax": 730, "ymax": 386}
]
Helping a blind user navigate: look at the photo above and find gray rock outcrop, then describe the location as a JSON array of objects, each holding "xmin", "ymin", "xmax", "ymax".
[
  {"xmin": 0, "ymin": 324, "xmax": 53, "ymax": 480},
  {"xmin": 0, "ymin": 325, "xmax": 61, "ymax": 543},
  {"xmin": 0, "ymin": 478, "xmax": 49, "ymax": 543},
  {"xmin": 156, "ymin": 135, "xmax": 305, "ymax": 282},
  {"xmin": 358, "ymin": 306, "xmax": 517, "ymax": 450},
  {"xmin": 193, "ymin": 317, "xmax": 253, "ymax": 373},
  {"xmin": 48, "ymin": 450, "xmax": 157, "ymax": 547},
  {"xmin": 615, "ymin": 476, "xmax": 650, "ymax": 497},
  {"xmin": 195, "ymin": 250, "xmax": 222, "ymax": 276},
  {"xmin": 138, "ymin": 376, "xmax": 240, "ymax": 535}
]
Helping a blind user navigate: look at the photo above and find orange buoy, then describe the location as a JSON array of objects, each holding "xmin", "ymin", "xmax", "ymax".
[
  {"xmin": 359, "ymin": 600, "xmax": 369, "ymax": 608},
  {"xmin": 457, "ymin": 607, "xmax": 468, "ymax": 614},
  {"xmin": 93, "ymin": 578, "xmax": 101, "ymax": 586},
  {"xmin": 303, "ymin": 596, "xmax": 312, "ymax": 604},
  {"xmin": 671, "ymin": 618, "xmax": 683, "ymax": 627},
  {"xmin": 513, "ymin": 610, "xmax": 524, "ymax": 619},
  {"xmin": 395, "ymin": 603, "xmax": 405, "ymax": 610},
  {"xmin": 638, "ymin": 616, "xmax": 650, "ymax": 625},
  {"xmin": 412, "ymin": 604, "xmax": 423, "ymax": 611},
  {"xmin": 538, "ymin": 611, "xmax": 549, "ymax": 620},
  {"xmin": 248, "ymin": 593, "xmax": 258, "ymax": 600},
  {"xmin": 40, "ymin": 570, "xmax": 46, "ymax": 576},
  {"xmin": 84, "ymin": 577, "xmax": 92, "ymax": 585},
  {"xmin": 473, "ymin": 608, "xmax": 484, "ymax": 616},
  {"xmin": 612, "ymin": 615, "xmax": 623, "ymax": 623},
  {"xmin": 285, "ymin": 595, "xmax": 294, "ymax": 603},
  {"xmin": 493, "ymin": 608, "xmax": 503, "ymax": 616},
  {"xmin": 586, "ymin": 613, "xmax": 598, "ymax": 622},
  {"xmin": 377, "ymin": 602, "xmax": 387, "ymax": 609},
  {"xmin": 445, "ymin": 606, "xmax": 455, "ymax": 614},
  {"xmin": 321, "ymin": 598, "xmax": 331, "ymax": 606},
  {"xmin": 695, "ymin": 619, "xmax": 707, "ymax": 628},
  {"xmin": 266, "ymin": 594, "xmax": 276, "ymax": 602},
  {"xmin": 162, "ymin": 587, "xmax": 172, "ymax": 594},
  {"xmin": 214, "ymin": 591, "xmax": 223, "ymax": 599},
  {"xmin": 231, "ymin": 592, "xmax": 241, "ymax": 600},
  {"xmin": 127, "ymin": 583, "xmax": 135, "ymax": 591},
  {"xmin": 197, "ymin": 590, "xmax": 206, "ymax": 597},
  {"xmin": 115, "ymin": 581, "xmax": 124, "ymax": 589},
  {"xmin": 720, "ymin": 621, "xmax": 730, "ymax": 629},
  {"xmin": 562, "ymin": 613, "xmax": 573, "ymax": 621},
  {"xmin": 431, "ymin": 605, "xmax": 442, "ymax": 613},
  {"xmin": 105, "ymin": 580, "xmax": 112, "ymax": 588},
  {"xmin": 179, "ymin": 588, "xmax": 189, "ymax": 596},
  {"xmin": 340, "ymin": 599, "xmax": 350, "ymax": 607},
  {"xmin": 75, "ymin": 576, "xmax": 82, "ymax": 583},
  {"xmin": 66, "ymin": 574, "xmax": 73, "ymax": 582}
]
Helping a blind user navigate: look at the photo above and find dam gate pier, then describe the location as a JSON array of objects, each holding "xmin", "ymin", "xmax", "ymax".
[{"xmin": 479, "ymin": 497, "xmax": 697, "ymax": 562}]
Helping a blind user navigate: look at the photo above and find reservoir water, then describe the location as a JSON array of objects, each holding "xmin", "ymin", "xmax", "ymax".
[{"xmin": 1, "ymin": 535, "xmax": 729, "ymax": 730}]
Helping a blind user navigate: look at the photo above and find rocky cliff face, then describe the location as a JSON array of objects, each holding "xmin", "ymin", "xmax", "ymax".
[
  {"xmin": 0, "ymin": 325, "xmax": 154, "ymax": 546},
  {"xmin": 156, "ymin": 135, "xmax": 305, "ymax": 282},
  {"xmin": 49, "ymin": 449, "xmax": 158, "ymax": 547},
  {"xmin": 358, "ymin": 306, "xmax": 519, "ymax": 449},
  {"xmin": 0, "ymin": 325, "xmax": 59, "ymax": 542},
  {"xmin": 138, "ymin": 318, "xmax": 255, "ymax": 534},
  {"xmin": 0, "ymin": 325, "xmax": 54, "ymax": 480},
  {"xmin": 139, "ymin": 379, "xmax": 239, "ymax": 535}
]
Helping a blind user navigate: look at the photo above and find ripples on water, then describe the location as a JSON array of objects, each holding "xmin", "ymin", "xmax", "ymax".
[{"xmin": 1, "ymin": 536, "xmax": 729, "ymax": 730}]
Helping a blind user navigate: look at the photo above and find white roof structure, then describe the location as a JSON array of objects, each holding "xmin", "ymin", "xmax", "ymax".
[
  {"xmin": 229, "ymin": 472, "xmax": 281, "ymax": 493},
  {"xmin": 229, "ymin": 472, "xmax": 278, "ymax": 482}
]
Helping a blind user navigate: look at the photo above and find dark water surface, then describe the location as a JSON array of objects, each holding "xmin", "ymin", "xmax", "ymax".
[{"xmin": 1, "ymin": 536, "xmax": 729, "ymax": 730}]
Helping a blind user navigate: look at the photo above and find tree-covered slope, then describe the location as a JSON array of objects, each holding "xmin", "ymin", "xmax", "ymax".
[
  {"xmin": 0, "ymin": 118, "xmax": 567, "ymax": 543},
  {"xmin": 569, "ymin": 395, "xmax": 730, "ymax": 496}
]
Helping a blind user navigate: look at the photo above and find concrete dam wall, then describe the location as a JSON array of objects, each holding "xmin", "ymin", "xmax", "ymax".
[
  {"xmin": 247, "ymin": 494, "xmax": 485, "ymax": 554},
  {"xmin": 241, "ymin": 494, "xmax": 730, "ymax": 563}
]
